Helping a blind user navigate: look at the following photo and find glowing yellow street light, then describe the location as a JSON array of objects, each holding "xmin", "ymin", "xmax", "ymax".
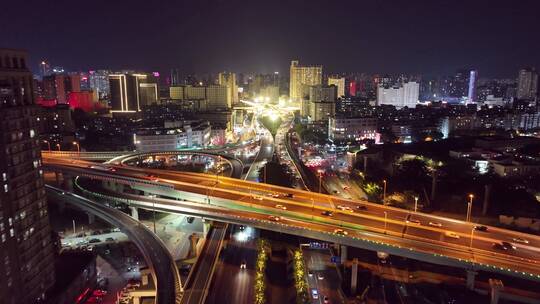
[
  {"xmin": 466, "ymin": 194, "xmax": 474, "ymax": 222},
  {"xmin": 55, "ymin": 143, "xmax": 61, "ymax": 151},
  {"xmin": 43, "ymin": 140, "xmax": 51, "ymax": 151}
]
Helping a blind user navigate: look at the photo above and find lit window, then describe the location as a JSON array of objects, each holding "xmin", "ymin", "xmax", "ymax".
[
  {"xmin": 2, "ymin": 173, "xmax": 6, "ymax": 181},
  {"xmin": 3, "ymin": 184, "xmax": 7, "ymax": 193},
  {"xmin": 29, "ymin": 129, "xmax": 35, "ymax": 138},
  {"xmin": 9, "ymin": 228, "xmax": 14, "ymax": 237}
]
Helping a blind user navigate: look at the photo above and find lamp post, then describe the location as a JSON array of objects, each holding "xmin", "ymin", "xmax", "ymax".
[
  {"xmin": 43, "ymin": 140, "xmax": 51, "ymax": 151},
  {"xmin": 414, "ymin": 196, "xmax": 419, "ymax": 213},
  {"xmin": 72, "ymin": 141, "xmax": 80, "ymax": 158},
  {"xmin": 72, "ymin": 219, "xmax": 76, "ymax": 235},
  {"xmin": 382, "ymin": 180, "xmax": 387, "ymax": 204},
  {"xmin": 383, "ymin": 211, "xmax": 388, "ymax": 234},
  {"xmin": 56, "ymin": 143, "xmax": 61, "ymax": 151},
  {"xmin": 466, "ymin": 194, "xmax": 474, "ymax": 222}
]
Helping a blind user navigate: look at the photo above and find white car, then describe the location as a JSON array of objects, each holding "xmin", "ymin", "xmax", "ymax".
[
  {"xmin": 428, "ymin": 222, "xmax": 442, "ymax": 227},
  {"xmin": 334, "ymin": 229, "xmax": 348, "ymax": 236},
  {"xmin": 445, "ymin": 231, "xmax": 460, "ymax": 239},
  {"xmin": 512, "ymin": 238, "xmax": 529, "ymax": 244},
  {"xmin": 268, "ymin": 215, "xmax": 281, "ymax": 222},
  {"xmin": 275, "ymin": 204, "xmax": 287, "ymax": 210},
  {"xmin": 317, "ymin": 273, "xmax": 324, "ymax": 280}
]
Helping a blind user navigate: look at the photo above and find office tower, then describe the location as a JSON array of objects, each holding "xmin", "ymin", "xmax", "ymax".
[
  {"xmin": 328, "ymin": 76, "xmax": 345, "ymax": 98},
  {"xmin": 517, "ymin": 68, "xmax": 538, "ymax": 100},
  {"xmin": 289, "ymin": 60, "xmax": 322, "ymax": 101},
  {"xmin": 468, "ymin": 70, "xmax": 478, "ymax": 102},
  {"xmin": 304, "ymin": 85, "xmax": 337, "ymax": 121},
  {"xmin": 109, "ymin": 73, "xmax": 158, "ymax": 112},
  {"xmin": 88, "ymin": 70, "xmax": 110, "ymax": 100},
  {"xmin": 218, "ymin": 72, "xmax": 239, "ymax": 105},
  {"xmin": 206, "ymin": 85, "xmax": 232, "ymax": 109},
  {"xmin": 170, "ymin": 68, "xmax": 181, "ymax": 86},
  {"xmin": 377, "ymin": 81, "xmax": 419, "ymax": 108},
  {"xmin": 0, "ymin": 48, "xmax": 56, "ymax": 304}
]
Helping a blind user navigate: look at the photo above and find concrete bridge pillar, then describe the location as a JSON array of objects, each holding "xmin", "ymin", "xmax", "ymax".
[
  {"xmin": 489, "ymin": 279, "xmax": 503, "ymax": 304},
  {"xmin": 188, "ymin": 233, "xmax": 200, "ymax": 258},
  {"xmin": 129, "ymin": 207, "xmax": 139, "ymax": 220},
  {"xmin": 203, "ymin": 220, "xmax": 211, "ymax": 237},
  {"xmin": 87, "ymin": 212, "xmax": 95, "ymax": 224},
  {"xmin": 351, "ymin": 258, "xmax": 358, "ymax": 295},
  {"xmin": 466, "ymin": 269, "xmax": 477, "ymax": 290},
  {"xmin": 340, "ymin": 245, "xmax": 348, "ymax": 262},
  {"xmin": 62, "ymin": 174, "xmax": 73, "ymax": 191},
  {"xmin": 132, "ymin": 297, "xmax": 140, "ymax": 304},
  {"xmin": 55, "ymin": 172, "xmax": 61, "ymax": 186}
]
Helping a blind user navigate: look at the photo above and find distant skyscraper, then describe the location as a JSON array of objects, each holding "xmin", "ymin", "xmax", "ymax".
[
  {"xmin": 0, "ymin": 48, "xmax": 56, "ymax": 304},
  {"xmin": 377, "ymin": 81, "xmax": 419, "ymax": 108},
  {"xmin": 218, "ymin": 72, "xmax": 239, "ymax": 105},
  {"xmin": 289, "ymin": 60, "xmax": 322, "ymax": 101},
  {"xmin": 39, "ymin": 60, "xmax": 51, "ymax": 78},
  {"xmin": 42, "ymin": 74, "xmax": 81, "ymax": 104},
  {"xmin": 468, "ymin": 70, "xmax": 478, "ymax": 102},
  {"xmin": 170, "ymin": 68, "xmax": 181, "ymax": 86},
  {"xmin": 517, "ymin": 68, "xmax": 538, "ymax": 100},
  {"xmin": 327, "ymin": 76, "xmax": 345, "ymax": 98}
]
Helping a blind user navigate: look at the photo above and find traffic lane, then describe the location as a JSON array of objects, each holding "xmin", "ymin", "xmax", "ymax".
[{"xmin": 304, "ymin": 249, "xmax": 344, "ymax": 304}]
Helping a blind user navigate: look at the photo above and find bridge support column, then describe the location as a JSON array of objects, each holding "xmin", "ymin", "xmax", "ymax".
[
  {"xmin": 132, "ymin": 296, "xmax": 141, "ymax": 304},
  {"xmin": 87, "ymin": 212, "xmax": 95, "ymax": 224},
  {"xmin": 351, "ymin": 258, "xmax": 358, "ymax": 295},
  {"xmin": 62, "ymin": 174, "xmax": 73, "ymax": 191},
  {"xmin": 55, "ymin": 172, "xmax": 61, "ymax": 186},
  {"xmin": 202, "ymin": 219, "xmax": 211, "ymax": 237},
  {"xmin": 466, "ymin": 269, "xmax": 477, "ymax": 290},
  {"xmin": 489, "ymin": 279, "xmax": 503, "ymax": 304},
  {"xmin": 340, "ymin": 245, "xmax": 348, "ymax": 262},
  {"xmin": 188, "ymin": 233, "xmax": 199, "ymax": 258},
  {"xmin": 129, "ymin": 207, "xmax": 139, "ymax": 220}
]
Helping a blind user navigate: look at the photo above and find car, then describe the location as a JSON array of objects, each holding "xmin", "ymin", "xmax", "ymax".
[
  {"xmin": 186, "ymin": 217, "xmax": 195, "ymax": 224},
  {"xmin": 88, "ymin": 238, "xmax": 101, "ymax": 243},
  {"xmin": 445, "ymin": 231, "xmax": 460, "ymax": 239},
  {"xmin": 343, "ymin": 186, "xmax": 350, "ymax": 190},
  {"xmin": 87, "ymin": 245, "xmax": 94, "ymax": 251},
  {"xmin": 317, "ymin": 273, "xmax": 324, "ymax": 280},
  {"xmin": 407, "ymin": 219, "xmax": 421, "ymax": 225},
  {"xmin": 308, "ymin": 270, "xmax": 313, "ymax": 277},
  {"xmin": 474, "ymin": 225, "xmax": 488, "ymax": 232},
  {"xmin": 334, "ymin": 229, "xmax": 348, "ymax": 236},
  {"xmin": 284, "ymin": 193, "xmax": 293, "ymax": 198},
  {"xmin": 311, "ymin": 289, "xmax": 319, "ymax": 299},
  {"xmin": 333, "ymin": 190, "xmax": 339, "ymax": 194},
  {"xmin": 268, "ymin": 215, "xmax": 281, "ymax": 221},
  {"xmin": 253, "ymin": 196, "xmax": 264, "ymax": 201},
  {"xmin": 105, "ymin": 237, "xmax": 115, "ymax": 242},
  {"xmin": 275, "ymin": 204, "xmax": 287, "ymax": 210},
  {"xmin": 321, "ymin": 211, "xmax": 333, "ymax": 216},
  {"xmin": 323, "ymin": 296, "xmax": 330, "ymax": 303},
  {"xmin": 428, "ymin": 222, "xmax": 442, "ymax": 227},
  {"xmin": 501, "ymin": 241, "xmax": 517, "ymax": 250},
  {"xmin": 93, "ymin": 290, "xmax": 108, "ymax": 297},
  {"xmin": 356, "ymin": 205, "xmax": 367, "ymax": 211},
  {"xmin": 239, "ymin": 225, "xmax": 245, "ymax": 231},
  {"xmin": 240, "ymin": 260, "xmax": 247, "ymax": 269},
  {"xmin": 512, "ymin": 237, "xmax": 529, "ymax": 244}
]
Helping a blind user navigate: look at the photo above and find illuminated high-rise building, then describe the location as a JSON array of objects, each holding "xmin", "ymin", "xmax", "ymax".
[
  {"xmin": 39, "ymin": 60, "xmax": 51, "ymax": 78},
  {"xmin": 328, "ymin": 76, "xmax": 345, "ymax": 98},
  {"xmin": 0, "ymin": 48, "xmax": 56, "ymax": 304},
  {"xmin": 88, "ymin": 70, "xmax": 110, "ymax": 100},
  {"xmin": 218, "ymin": 72, "xmax": 238, "ymax": 105},
  {"xmin": 517, "ymin": 67, "xmax": 538, "ymax": 100},
  {"xmin": 109, "ymin": 73, "xmax": 158, "ymax": 112},
  {"xmin": 289, "ymin": 60, "xmax": 322, "ymax": 101},
  {"xmin": 377, "ymin": 81, "xmax": 419, "ymax": 108}
]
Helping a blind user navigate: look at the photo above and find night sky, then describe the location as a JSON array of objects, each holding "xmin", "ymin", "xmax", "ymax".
[{"xmin": 1, "ymin": 0, "xmax": 539, "ymax": 77}]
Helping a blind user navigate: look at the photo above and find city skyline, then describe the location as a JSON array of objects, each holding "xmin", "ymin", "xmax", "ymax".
[{"xmin": 2, "ymin": 0, "xmax": 540, "ymax": 77}]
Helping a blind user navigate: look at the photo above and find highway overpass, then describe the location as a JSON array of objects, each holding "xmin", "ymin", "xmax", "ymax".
[
  {"xmin": 45, "ymin": 185, "xmax": 182, "ymax": 304},
  {"xmin": 42, "ymin": 154, "xmax": 540, "ymax": 285}
]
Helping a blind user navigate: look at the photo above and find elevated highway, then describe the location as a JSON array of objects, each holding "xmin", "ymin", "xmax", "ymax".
[{"xmin": 42, "ymin": 155, "xmax": 540, "ymax": 283}]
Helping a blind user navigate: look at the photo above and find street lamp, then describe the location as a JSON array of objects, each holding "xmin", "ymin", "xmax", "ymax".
[
  {"xmin": 216, "ymin": 156, "xmax": 222, "ymax": 184},
  {"xmin": 414, "ymin": 196, "xmax": 419, "ymax": 213},
  {"xmin": 382, "ymin": 180, "xmax": 387, "ymax": 204},
  {"xmin": 469, "ymin": 226, "xmax": 475, "ymax": 249},
  {"xmin": 43, "ymin": 140, "xmax": 51, "ymax": 151},
  {"xmin": 466, "ymin": 194, "xmax": 474, "ymax": 222},
  {"xmin": 72, "ymin": 141, "xmax": 80, "ymax": 157},
  {"xmin": 55, "ymin": 143, "xmax": 61, "ymax": 151}
]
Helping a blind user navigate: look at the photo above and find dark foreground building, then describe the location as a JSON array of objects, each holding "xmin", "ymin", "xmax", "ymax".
[{"xmin": 0, "ymin": 48, "xmax": 55, "ymax": 303}]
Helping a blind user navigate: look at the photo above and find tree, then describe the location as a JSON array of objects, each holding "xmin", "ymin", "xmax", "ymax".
[
  {"xmin": 258, "ymin": 160, "xmax": 294, "ymax": 187},
  {"xmin": 259, "ymin": 116, "xmax": 282, "ymax": 139},
  {"xmin": 394, "ymin": 159, "xmax": 429, "ymax": 192}
]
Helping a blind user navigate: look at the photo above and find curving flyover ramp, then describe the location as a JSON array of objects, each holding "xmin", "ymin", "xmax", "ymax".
[{"xmin": 45, "ymin": 185, "xmax": 183, "ymax": 304}]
